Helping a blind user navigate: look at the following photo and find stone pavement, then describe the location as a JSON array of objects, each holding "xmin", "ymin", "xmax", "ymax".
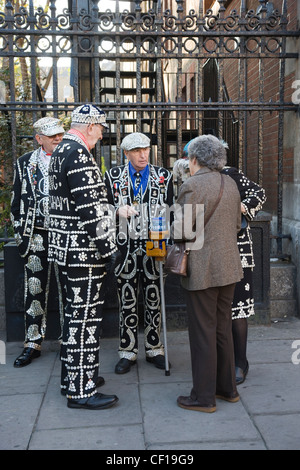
[{"xmin": 0, "ymin": 317, "xmax": 300, "ymax": 451}]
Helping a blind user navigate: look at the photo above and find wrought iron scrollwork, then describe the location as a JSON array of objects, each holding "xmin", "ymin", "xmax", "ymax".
[
  {"xmin": 182, "ymin": 9, "xmax": 198, "ymax": 32},
  {"xmin": 0, "ymin": 1, "xmax": 292, "ymax": 37},
  {"xmin": 0, "ymin": 0, "xmax": 296, "ymax": 79},
  {"xmin": 122, "ymin": 10, "xmax": 136, "ymax": 31},
  {"xmin": 98, "ymin": 10, "xmax": 114, "ymax": 32},
  {"xmin": 204, "ymin": 9, "xmax": 219, "ymax": 31},
  {"xmin": 14, "ymin": 6, "xmax": 28, "ymax": 29},
  {"xmin": 140, "ymin": 10, "xmax": 156, "ymax": 32},
  {"xmin": 163, "ymin": 9, "xmax": 177, "ymax": 31},
  {"xmin": 78, "ymin": 8, "xmax": 93, "ymax": 31},
  {"xmin": 0, "ymin": 1, "xmax": 295, "ymax": 66},
  {"xmin": 57, "ymin": 10, "xmax": 70, "ymax": 31}
]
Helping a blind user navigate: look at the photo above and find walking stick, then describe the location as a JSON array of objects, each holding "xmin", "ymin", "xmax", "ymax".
[
  {"xmin": 146, "ymin": 217, "xmax": 170, "ymax": 376},
  {"xmin": 158, "ymin": 259, "xmax": 170, "ymax": 375}
]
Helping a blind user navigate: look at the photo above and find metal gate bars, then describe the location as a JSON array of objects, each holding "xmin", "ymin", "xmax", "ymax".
[{"xmin": 0, "ymin": 0, "xmax": 299, "ymax": 254}]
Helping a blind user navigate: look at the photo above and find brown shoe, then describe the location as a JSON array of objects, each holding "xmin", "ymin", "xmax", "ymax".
[
  {"xmin": 216, "ymin": 391, "xmax": 240, "ymax": 403},
  {"xmin": 177, "ymin": 395, "xmax": 216, "ymax": 413}
]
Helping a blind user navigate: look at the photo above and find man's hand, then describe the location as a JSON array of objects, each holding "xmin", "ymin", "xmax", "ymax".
[{"xmin": 117, "ymin": 205, "xmax": 139, "ymax": 219}]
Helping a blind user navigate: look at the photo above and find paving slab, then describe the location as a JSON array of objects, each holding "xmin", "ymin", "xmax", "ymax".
[
  {"xmin": 1, "ymin": 319, "xmax": 300, "ymax": 451},
  {"xmin": 0, "ymin": 393, "xmax": 44, "ymax": 450},
  {"xmin": 36, "ymin": 377, "xmax": 142, "ymax": 430},
  {"xmin": 141, "ymin": 381, "xmax": 263, "ymax": 449},
  {"xmin": 252, "ymin": 414, "xmax": 300, "ymax": 450},
  {"xmin": 239, "ymin": 362, "xmax": 300, "ymax": 414},
  {"xmin": 29, "ymin": 424, "xmax": 145, "ymax": 451},
  {"xmin": 0, "ymin": 351, "xmax": 58, "ymax": 396}
]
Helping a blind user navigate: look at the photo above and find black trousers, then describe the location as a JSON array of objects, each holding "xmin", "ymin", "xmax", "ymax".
[
  {"xmin": 59, "ymin": 265, "xmax": 106, "ymax": 399},
  {"xmin": 185, "ymin": 283, "xmax": 237, "ymax": 406}
]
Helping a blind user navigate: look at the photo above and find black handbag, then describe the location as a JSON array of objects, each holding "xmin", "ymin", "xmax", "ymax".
[{"xmin": 164, "ymin": 174, "xmax": 224, "ymax": 277}]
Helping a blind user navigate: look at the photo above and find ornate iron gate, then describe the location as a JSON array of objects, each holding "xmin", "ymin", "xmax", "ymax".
[{"xmin": 0, "ymin": 0, "xmax": 299, "ymax": 253}]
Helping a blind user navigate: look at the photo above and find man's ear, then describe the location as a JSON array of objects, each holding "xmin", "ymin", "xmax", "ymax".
[
  {"xmin": 35, "ymin": 134, "xmax": 42, "ymax": 145},
  {"xmin": 86, "ymin": 124, "xmax": 94, "ymax": 135}
]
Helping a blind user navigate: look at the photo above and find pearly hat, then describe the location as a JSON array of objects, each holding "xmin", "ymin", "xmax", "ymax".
[
  {"xmin": 71, "ymin": 104, "xmax": 109, "ymax": 128},
  {"xmin": 121, "ymin": 132, "xmax": 150, "ymax": 151},
  {"xmin": 33, "ymin": 117, "xmax": 65, "ymax": 136}
]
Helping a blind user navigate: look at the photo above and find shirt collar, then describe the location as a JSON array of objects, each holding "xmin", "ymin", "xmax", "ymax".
[
  {"xmin": 68, "ymin": 128, "xmax": 90, "ymax": 151},
  {"xmin": 128, "ymin": 161, "xmax": 149, "ymax": 179}
]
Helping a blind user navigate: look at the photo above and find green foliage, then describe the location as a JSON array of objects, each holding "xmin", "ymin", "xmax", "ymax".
[
  {"xmin": 100, "ymin": 156, "xmax": 107, "ymax": 175},
  {"xmin": 0, "ymin": 66, "xmax": 33, "ymax": 243},
  {"xmin": 0, "ymin": 184, "xmax": 14, "ymax": 235}
]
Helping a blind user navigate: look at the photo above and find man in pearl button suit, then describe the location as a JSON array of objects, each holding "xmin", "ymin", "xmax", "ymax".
[
  {"xmin": 105, "ymin": 132, "xmax": 174, "ymax": 375},
  {"xmin": 11, "ymin": 117, "xmax": 65, "ymax": 368},
  {"xmin": 48, "ymin": 104, "xmax": 119, "ymax": 410}
]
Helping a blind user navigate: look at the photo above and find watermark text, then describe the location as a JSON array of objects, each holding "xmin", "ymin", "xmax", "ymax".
[
  {"xmin": 0, "ymin": 340, "xmax": 6, "ymax": 364},
  {"xmin": 291, "ymin": 80, "xmax": 300, "ymax": 104},
  {"xmin": 291, "ymin": 340, "xmax": 300, "ymax": 365}
]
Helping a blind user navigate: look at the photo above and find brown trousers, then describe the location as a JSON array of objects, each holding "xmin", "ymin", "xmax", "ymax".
[{"xmin": 185, "ymin": 283, "xmax": 237, "ymax": 406}]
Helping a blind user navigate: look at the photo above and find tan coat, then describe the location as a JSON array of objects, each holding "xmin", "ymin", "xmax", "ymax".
[{"xmin": 175, "ymin": 167, "xmax": 243, "ymax": 291}]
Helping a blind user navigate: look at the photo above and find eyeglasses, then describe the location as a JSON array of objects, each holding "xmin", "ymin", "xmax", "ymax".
[{"xmin": 39, "ymin": 133, "xmax": 64, "ymax": 139}]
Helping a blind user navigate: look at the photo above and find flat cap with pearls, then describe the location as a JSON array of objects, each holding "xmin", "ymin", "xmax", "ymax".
[
  {"xmin": 71, "ymin": 104, "xmax": 109, "ymax": 128},
  {"xmin": 121, "ymin": 132, "xmax": 151, "ymax": 151},
  {"xmin": 33, "ymin": 117, "xmax": 65, "ymax": 136}
]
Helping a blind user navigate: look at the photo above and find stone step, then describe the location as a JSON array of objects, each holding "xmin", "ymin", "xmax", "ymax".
[{"xmin": 269, "ymin": 259, "xmax": 297, "ymax": 319}]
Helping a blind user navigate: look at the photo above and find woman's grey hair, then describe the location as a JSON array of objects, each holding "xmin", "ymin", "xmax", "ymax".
[{"xmin": 188, "ymin": 134, "xmax": 227, "ymax": 171}]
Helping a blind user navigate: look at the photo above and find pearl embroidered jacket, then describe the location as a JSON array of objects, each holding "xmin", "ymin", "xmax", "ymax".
[
  {"xmin": 221, "ymin": 166, "xmax": 267, "ymax": 269},
  {"xmin": 10, "ymin": 148, "xmax": 45, "ymax": 258},
  {"xmin": 48, "ymin": 134, "xmax": 117, "ymax": 267},
  {"xmin": 104, "ymin": 163, "xmax": 174, "ymax": 275}
]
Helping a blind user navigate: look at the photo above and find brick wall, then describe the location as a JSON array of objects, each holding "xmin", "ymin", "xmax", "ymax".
[{"xmin": 222, "ymin": 0, "xmax": 297, "ymax": 213}]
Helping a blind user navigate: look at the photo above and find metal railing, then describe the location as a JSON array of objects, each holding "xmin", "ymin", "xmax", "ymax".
[{"xmin": 0, "ymin": 0, "xmax": 299, "ymax": 256}]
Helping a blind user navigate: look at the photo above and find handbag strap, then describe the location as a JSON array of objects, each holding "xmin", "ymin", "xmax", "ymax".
[{"xmin": 204, "ymin": 173, "xmax": 224, "ymax": 227}]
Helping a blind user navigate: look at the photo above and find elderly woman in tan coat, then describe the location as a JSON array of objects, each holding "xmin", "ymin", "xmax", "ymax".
[{"xmin": 173, "ymin": 134, "xmax": 243, "ymax": 413}]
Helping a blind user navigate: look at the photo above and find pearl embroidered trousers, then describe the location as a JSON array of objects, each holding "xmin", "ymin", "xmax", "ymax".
[
  {"xmin": 24, "ymin": 230, "xmax": 64, "ymax": 350},
  {"xmin": 117, "ymin": 252, "xmax": 164, "ymax": 361},
  {"xmin": 59, "ymin": 265, "xmax": 106, "ymax": 399}
]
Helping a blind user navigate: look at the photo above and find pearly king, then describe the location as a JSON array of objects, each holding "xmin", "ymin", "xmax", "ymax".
[{"xmin": 48, "ymin": 104, "xmax": 117, "ymax": 402}]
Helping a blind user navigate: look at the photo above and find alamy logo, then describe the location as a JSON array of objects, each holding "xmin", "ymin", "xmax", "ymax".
[
  {"xmin": 96, "ymin": 203, "xmax": 205, "ymax": 250},
  {"xmin": 0, "ymin": 340, "xmax": 6, "ymax": 364},
  {"xmin": 291, "ymin": 80, "xmax": 300, "ymax": 105},
  {"xmin": 291, "ymin": 340, "xmax": 300, "ymax": 365}
]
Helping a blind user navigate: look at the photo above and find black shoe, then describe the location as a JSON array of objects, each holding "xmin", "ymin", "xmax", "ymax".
[
  {"xmin": 67, "ymin": 392, "xmax": 118, "ymax": 410},
  {"xmin": 146, "ymin": 354, "xmax": 171, "ymax": 370},
  {"xmin": 61, "ymin": 376, "xmax": 105, "ymax": 396},
  {"xmin": 115, "ymin": 358, "xmax": 136, "ymax": 374},
  {"xmin": 235, "ymin": 361, "xmax": 249, "ymax": 385},
  {"xmin": 14, "ymin": 347, "xmax": 41, "ymax": 368}
]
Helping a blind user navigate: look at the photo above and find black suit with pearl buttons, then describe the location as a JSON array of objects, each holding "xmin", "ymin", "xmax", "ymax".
[
  {"xmin": 48, "ymin": 132, "xmax": 117, "ymax": 399},
  {"xmin": 104, "ymin": 163, "xmax": 174, "ymax": 362}
]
